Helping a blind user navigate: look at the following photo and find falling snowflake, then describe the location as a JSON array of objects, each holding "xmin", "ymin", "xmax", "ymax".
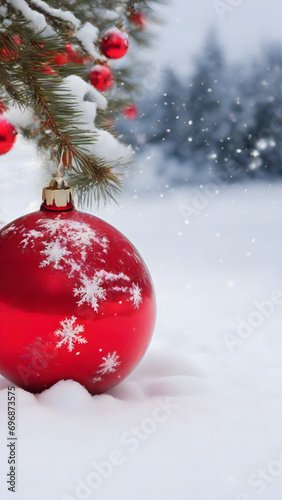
[
  {"xmin": 97, "ymin": 352, "xmax": 121, "ymax": 375},
  {"xmin": 73, "ymin": 273, "xmax": 107, "ymax": 312},
  {"xmin": 54, "ymin": 316, "xmax": 87, "ymax": 352},
  {"xmin": 40, "ymin": 240, "xmax": 71, "ymax": 269},
  {"xmin": 129, "ymin": 283, "xmax": 143, "ymax": 309}
]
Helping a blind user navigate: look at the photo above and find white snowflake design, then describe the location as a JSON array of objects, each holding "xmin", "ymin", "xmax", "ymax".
[
  {"xmin": 19, "ymin": 215, "xmax": 109, "ymax": 270},
  {"xmin": 73, "ymin": 271, "xmax": 131, "ymax": 312},
  {"xmin": 129, "ymin": 283, "xmax": 143, "ymax": 309},
  {"xmin": 37, "ymin": 217, "xmax": 108, "ymax": 258},
  {"xmin": 40, "ymin": 240, "xmax": 71, "ymax": 269},
  {"xmin": 73, "ymin": 273, "xmax": 107, "ymax": 312},
  {"xmin": 1, "ymin": 224, "xmax": 17, "ymax": 236},
  {"xmin": 13, "ymin": 214, "xmax": 144, "ymax": 313},
  {"xmin": 21, "ymin": 229, "xmax": 42, "ymax": 248},
  {"xmin": 97, "ymin": 352, "xmax": 121, "ymax": 375},
  {"xmin": 54, "ymin": 316, "xmax": 87, "ymax": 352}
]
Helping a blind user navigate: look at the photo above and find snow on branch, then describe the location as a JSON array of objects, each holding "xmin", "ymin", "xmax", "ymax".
[
  {"xmin": 75, "ymin": 23, "xmax": 100, "ymax": 61},
  {"xmin": 7, "ymin": 0, "xmax": 51, "ymax": 33},
  {"xmin": 29, "ymin": 0, "xmax": 81, "ymax": 30}
]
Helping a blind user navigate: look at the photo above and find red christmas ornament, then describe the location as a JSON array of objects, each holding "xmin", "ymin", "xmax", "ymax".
[
  {"xmin": 123, "ymin": 104, "xmax": 138, "ymax": 120},
  {"xmin": 0, "ymin": 119, "xmax": 17, "ymax": 155},
  {"xmin": 49, "ymin": 50, "xmax": 69, "ymax": 66},
  {"xmin": 130, "ymin": 11, "xmax": 147, "ymax": 30},
  {"xmin": 0, "ymin": 101, "xmax": 8, "ymax": 114},
  {"xmin": 65, "ymin": 44, "xmax": 85, "ymax": 64},
  {"xmin": 0, "ymin": 185, "xmax": 156, "ymax": 395},
  {"xmin": 0, "ymin": 36, "xmax": 21, "ymax": 61},
  {"xmin": 89, "ymin": 64, "xmax": 114, "ymax": 91},
  {"xmin": 100, "ymin": 28, "xmax": 129, "ymax": 60}
]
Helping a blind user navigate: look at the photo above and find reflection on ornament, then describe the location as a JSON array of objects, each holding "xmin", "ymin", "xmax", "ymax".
[{"xmin": 100, "ymin": 28, "xmax": 129, "ymax": 60}]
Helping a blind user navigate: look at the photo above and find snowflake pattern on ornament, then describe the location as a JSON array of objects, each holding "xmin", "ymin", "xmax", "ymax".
[
  {"xmin": 12, "ymin": 214, "xmax": 144, "ymax": 312},
  {"xmin": 38, "ymin": 217, "xmax": 108, "ymax": 256},
  {"xmin": 40, "ymin": 240, "xmax": 71, "ymax": 269},
  {"xmin": 97, "ymin": 352, "xmax": 121, "ymax": 375},
  {"xmin": 21, "ymin": 230, "xmax": 42, "ymax": 248},
  {"xmin": 54, "ymin": 316, "xmax": 87, "ymax": 352},
  {"xmin": 74, "ymin": 273, "xmax": 107, "ymax": 312},
  {"xmin": 73, "ymin": 270, "xmax": 131, "ymax": 312},
  {"xmin": 19, "ymin": 215, "xmax": 109, "ymax": 268},
  {"xmin": 129, "ymin": 283, "xmax": 143, "ymax": 309},
  {"xmin": 1, "ymin": 224, "xmax": 17, "ymax": 236}
]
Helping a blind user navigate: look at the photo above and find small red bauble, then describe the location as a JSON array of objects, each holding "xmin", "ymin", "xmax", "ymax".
[
  {"xmin": 0, "ymin": 201, "xmax": 156, "ymax": 395},
  {"xmin": 0, "ymin": 36, "xmax": 21, "ymax": 61},
  {"xmin": 100, "ymin": 28, "xmax": 129, "ymax": 60},
  {"xmin": 130, "ymin": 12, "xmax": 147, "ymax": 30},
  {"xmin": 0, "ymin": 119, "xmax": 17, "ymax": 155},
  {"xmin": 49, "ymin": 51, "xmax": 69, "ymax": 66},
  {"xmin": 123, "ymin": 104, "xmax": 138, "ymax": 120},
  {"xmin": 89, "ymin": 64, "xmax": 114, "ymax": 91},
  {"xmin": 66, "ymin": 44, "xmax": 85, "ymax": 64},
  {"xmin": 0, "ymin": 101, "xmax": 8, "ymax": 114}
]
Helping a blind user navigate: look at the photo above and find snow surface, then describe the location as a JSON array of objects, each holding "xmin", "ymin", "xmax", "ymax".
[{"xmin": 1, "ymin": 139, "xmax": 282, "ymax": 499}]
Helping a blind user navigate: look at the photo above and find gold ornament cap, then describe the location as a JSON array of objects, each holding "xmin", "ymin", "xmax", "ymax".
[{"xmin": 42, "ymin": 176, "xmax": 74, "ymax": 211}]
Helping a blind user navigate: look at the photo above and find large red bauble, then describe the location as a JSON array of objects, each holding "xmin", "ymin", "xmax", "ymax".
[
  {"xmin": 89, "ymin": 64, "xmax": 114, "ymax": 91},
  {"xmin": 0, "ymin": 119, "xmax": 17, "ymax": 155},
  {"xmin": 0, "ymin": 205, "xmax": 156, "ymax": 394},
  {"xmin": 100, "ymin": 28, "xmax": 129, "ymax": 59}
]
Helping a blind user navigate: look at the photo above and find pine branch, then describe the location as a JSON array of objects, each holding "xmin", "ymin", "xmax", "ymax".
[{"xmin": 0, "ymin": 0, "xmax": 167, "ymax": 205}]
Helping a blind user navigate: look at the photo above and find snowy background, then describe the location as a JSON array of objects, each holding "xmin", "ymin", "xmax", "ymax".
[{"xmin": 1, "ymin": 1, "xmax": 282, "ymax": 499}]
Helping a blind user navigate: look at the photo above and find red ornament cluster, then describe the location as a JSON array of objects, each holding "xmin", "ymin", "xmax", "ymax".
[
  {"xmin": 0, "ymin": 118, "xmax": 17, "ymax": 155},
  {"xmin": 0, "ymin": 201, "xmax": 156, "ymax": 395},
  {"xmin": 89, "ymin": 64, "xmax": 114, "ymax": 92},
  {"xmin": 100, "ymin": 28, "xmax": 129, "ymax": 60}
]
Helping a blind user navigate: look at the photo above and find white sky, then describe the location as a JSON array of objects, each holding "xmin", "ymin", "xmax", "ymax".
[{"xmin": 151, "ymin": 0, "xmax": 282, "ymax": 74}]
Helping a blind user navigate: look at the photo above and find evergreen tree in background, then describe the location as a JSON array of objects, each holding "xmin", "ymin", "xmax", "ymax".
[
  {"xmin": 0, "ymin": 0, "xmax": 165, "ymax": 204},
  {"xmin": 121, "ymin": 32, "xmax": 282, "ymax": 185}
]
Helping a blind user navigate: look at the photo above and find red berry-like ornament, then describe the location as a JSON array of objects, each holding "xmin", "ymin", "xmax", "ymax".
[
  {"xmin": 66, "ymin": 44, "xmax": 85, "ymax": 64},
  {"xmin": 0, "ymin": 119, "xmax": 17, "ymax": 155},
  {"xmin": 89, "ymin": 64, "xmax": 114, "ymax": 91},
  {"xmin": 123, "ymin": 104, "xmax": 138, "ymax": 120},
  {"xmin": 0, "ymin": 36, "xmax": 21, "ymax": 61},
  {"xmin": 0, "ymin": 101, "xmax": 8, "ymax": 114},
  {"xmin": 130, "ymin": 11, "xmax": 147, "ymax": 30},
  {"xmin": 0, "ymin": 186, "xmax": 156, "ymax": 395},
  {"xmin": 49, "ymin": 51, "xmax": 69, "ymax": 66},
  {"xmin": 100, "ymin": 28, "xmax": 129, "ymax": 60}
]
